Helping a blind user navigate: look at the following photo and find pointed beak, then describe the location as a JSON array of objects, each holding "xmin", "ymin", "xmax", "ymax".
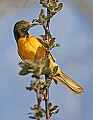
[{"xmin": 29, "ymin": 23, "xmax": 39, "ymax": 29}]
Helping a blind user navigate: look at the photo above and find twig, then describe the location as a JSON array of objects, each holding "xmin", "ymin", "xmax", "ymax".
[
  {"xmin": 46, "ymin": 8, "xmax": 50, "ymax": 31},
  {"xmin": 45, "ymin": 3, "xmax": 51, "ymax": 120},
  {"xmin": 45, "ymin": 8, "xmax": 50, "ymax": 40},
  {"xmin": 45, "ymin": 75, "xmax": 50, "ymax": 120},
  {"xmin": 37, "ymin": 82, "xmax": 41, "ymax": 120}
]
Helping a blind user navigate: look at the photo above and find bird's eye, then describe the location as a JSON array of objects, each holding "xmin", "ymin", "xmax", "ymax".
[{"xmin": 22, "ymin": 27, "xmax": 27, "ymax": 31}]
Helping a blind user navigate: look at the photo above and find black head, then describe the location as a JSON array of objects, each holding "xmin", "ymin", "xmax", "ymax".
[{"xmin": 13, "ymin": 20, "xmax": 31, "ymax": 43}]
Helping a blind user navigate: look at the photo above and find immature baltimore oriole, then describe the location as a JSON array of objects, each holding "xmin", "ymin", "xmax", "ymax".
[{"xmin": 13, "ymin": 20, "xmax": 84, "ymax": 94}]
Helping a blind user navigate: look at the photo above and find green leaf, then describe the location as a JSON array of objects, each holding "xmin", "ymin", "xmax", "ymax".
[
  {"xmin": 37, "ymin": 19, "xmax": 43, "ymax": 24},
  {"xmin": 42, "ymin": 14, "xmax": 46, "ymax": 19},
  {"xmin": 29, "ymin": 116, "xmax": 36, "ymax": 119},
  {"xmin": 19, "ymin": 69, "xmax": 29, "ymax": 75},
  {"xmin": 50, "ymin": 0, "xmax": 57, "ymax": 6},
  {"xmin": 26, "ymin": 86, "xmax": 33, "ymax": 91},
  {"xmin": 39, "ymin": 0, "xmax": 44, "ymax": 4},
  {"xmin": 45, "ymin": 16, "xmax": 51, "ymax": 22},
  {"xmin": 53, "ymin": 66, "xmax": 58, "ymax": 74},
  {"xmin": 18, "ymin": 62, "xmax": 25, "ymax": 68},
  {"xmin": 48, "ymin": 102, "xmax": 52, "ymax": 109},
  {"xmin": 19, "ymin": 62, "xmax": 29, "ymax": 69},
  {"xmin": 50, "ymin": 105, "xmax": 58, "ymax": 112},
  {"xmin": 55, "ymin": 43, "xmax": 60, "ymax": 47},
  {"xmin": 48, "ymin": 5, "xmax": 53, "ymax": 11},
  {"xmin": 49, "ymin": 38, "xmax": 56, "ymax": 46},
  {"xmin": 42, "ymin": 68, "xmax": 52, "ymax": 75},
  {"xmin": 52, "ymin": 109, "xmax": 59, "ymax": 114},
  {"xmin": 58, "ymin": 3, "xmax": 63, "ymax": 9},
  {"xmin": 31, "ymin": 105, "xmax": 38, "ymax": 110},
  {"xmin": 48, "ymin": 31, "xmax": 52, "ymax": 39},
  {"xmin": 19, "ymin": 61, "xmax": 34, "ymax": 76},
  {"xmin": 41, "ymin": 109, "xmax": 46, "ymax": 117},
  {"xmin": 39, "ymin": 0, "xmax": 48, "ymax": 7},
  {"xmin": 35, "ymin": 111, "xmax": 42, "ymax": 119},
  {"xmin": 26, "ymin": 79, "xmax": 39, "ymax": 91},
  {"xmin": 55, "ymin": 3, "xmax": 63, "ymax": 12},
  {"xmin": 27, "ymin": 68, "xmax": 34, "ymax": 73},
  {"xmin": 43, "ymin": 42, "xmax": 49, "ymax": 49}
]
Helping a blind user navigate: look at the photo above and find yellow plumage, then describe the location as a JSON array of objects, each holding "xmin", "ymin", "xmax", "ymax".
[{"xmin": 14, "ymin": 20, "xmax": 84, "ymax": 94}]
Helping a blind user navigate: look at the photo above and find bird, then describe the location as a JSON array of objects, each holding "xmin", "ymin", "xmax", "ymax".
[{"xmin": 13, "ymin": 20, "xmax": 84, "ymax": 94}]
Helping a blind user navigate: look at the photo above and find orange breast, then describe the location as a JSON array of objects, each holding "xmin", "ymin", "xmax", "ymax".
[
  {"xmin": 18, "ymin": 36, "xmax": 36, "ymax": 60},
  {"xmin": 17, "ymin": 34, "xmax": 62, "ymax": 76},
  {"xmin": 18, "ymin": 35, "xmax": 46, "ymax": 60}
]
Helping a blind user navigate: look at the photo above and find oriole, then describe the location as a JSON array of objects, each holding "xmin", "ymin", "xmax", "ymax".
[{"xmin": 13, "ymin": 20, "xmax": 84, "ymax": 94}]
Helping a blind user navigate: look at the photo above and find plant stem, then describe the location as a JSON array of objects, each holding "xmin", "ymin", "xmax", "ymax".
[
  {"xmin": 37, "ymin": 81, "xmax": 41, "ymax": 120},
  {"xmin": 45, "ymin": 75, "xmax": 50, "ymax": 120},
  {"xmin": 46, "ymin": 8, "xmax": 50, "ymax": 31},
  {"xmin": 45, "ymin": 8, "xmax": 50, "ymax": 40},
  {"xmin": 45, "ymin": 5, "xmax": 51, "ymax": 120}
]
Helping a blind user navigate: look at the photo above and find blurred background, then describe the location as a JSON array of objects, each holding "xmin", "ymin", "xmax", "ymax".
[{"xmin": 0, "ymin": 0, "xmax": 93, "ymax": 120}]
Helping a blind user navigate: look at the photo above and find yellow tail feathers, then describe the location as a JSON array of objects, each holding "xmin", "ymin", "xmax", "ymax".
[{"xmin": 53, "ymin": 71, "xmax": 84, "ymax": 94}]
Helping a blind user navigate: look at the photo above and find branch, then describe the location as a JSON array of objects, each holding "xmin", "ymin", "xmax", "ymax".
[
  {"xmin": 45, "ymin": 75, "xmax": 50, "ymax": 120},
  {"xmin": 45, "ymin": 3, "xmax": 51, "ymax": 120},
  {"xmin": 37, "ymin": 81, "xmax": 41, "ymax": 120}
]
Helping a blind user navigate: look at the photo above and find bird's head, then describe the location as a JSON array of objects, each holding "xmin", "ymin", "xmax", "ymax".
[{"xmin": 13, "ymin": 20, "xmax": 31, "ymax": 43}]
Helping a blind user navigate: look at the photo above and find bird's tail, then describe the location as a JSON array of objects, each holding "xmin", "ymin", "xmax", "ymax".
[{"xmin": 53, "ymin": 71, "xmax": 84, "ymax": 94}]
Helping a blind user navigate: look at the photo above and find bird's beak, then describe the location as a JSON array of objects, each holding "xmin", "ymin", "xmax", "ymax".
[{"xmin": 29, "ymin": 23, "xmax": 40, "ymax": 29}]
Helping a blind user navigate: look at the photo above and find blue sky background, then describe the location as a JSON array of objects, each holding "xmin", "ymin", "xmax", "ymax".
[{"xmin": 0, "ymin": 0, "xmax": 93, "ymax": 120}]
